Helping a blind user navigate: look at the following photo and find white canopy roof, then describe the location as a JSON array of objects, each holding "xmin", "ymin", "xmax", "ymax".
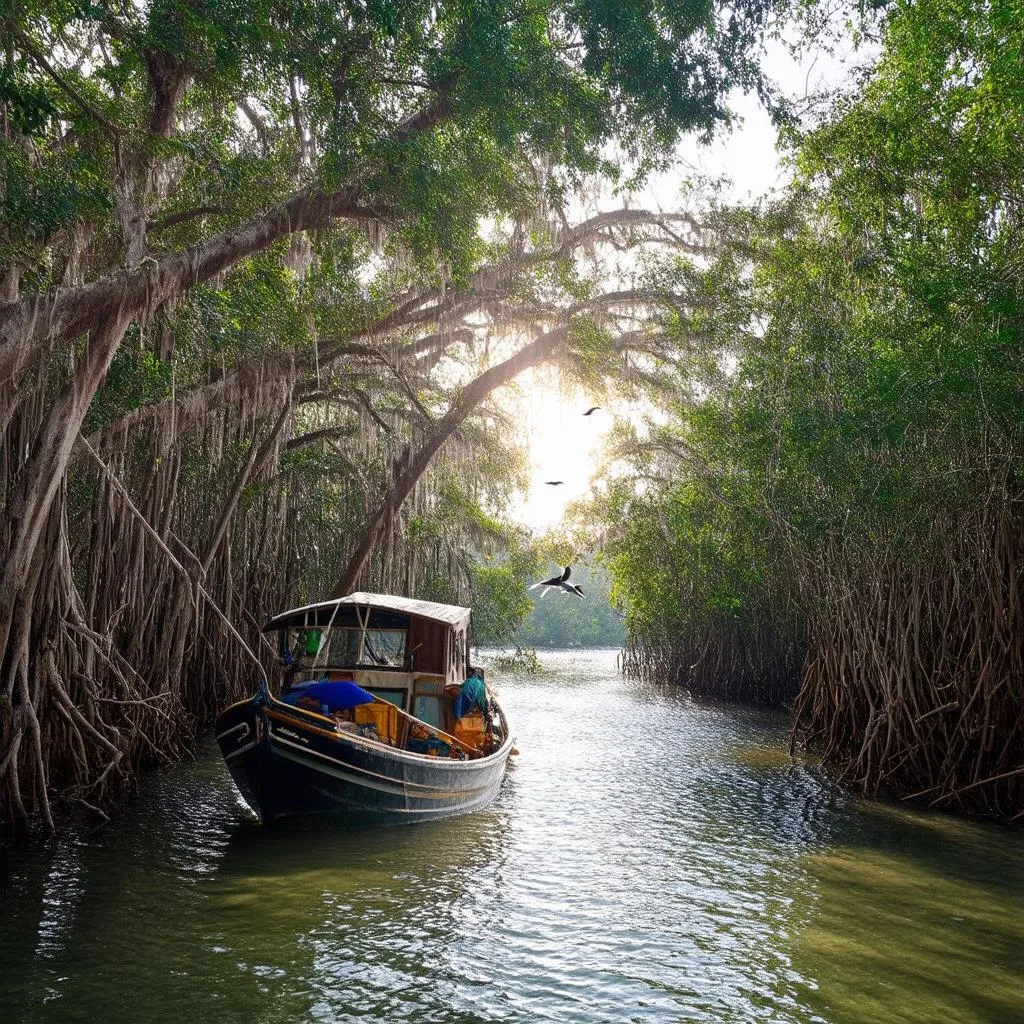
[
  {"xmin": 342, "ymin": 592, "xmax": 471, "ymax": 628},
  {"xmin": 263, "ymin": 592, "xmax": 471, "ymax": 631}
]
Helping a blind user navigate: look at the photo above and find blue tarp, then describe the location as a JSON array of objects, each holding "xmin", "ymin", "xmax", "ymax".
[{"xmin": 281, "ymin": 679, "xmax": 375, "ymax": 712}]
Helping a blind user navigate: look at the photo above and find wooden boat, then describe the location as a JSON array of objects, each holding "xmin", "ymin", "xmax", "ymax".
[{"xmin": 215, "ymin": 593, "xmax": 514, "ymax": 824}]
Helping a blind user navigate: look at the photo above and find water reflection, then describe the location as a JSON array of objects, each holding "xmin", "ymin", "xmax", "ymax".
[
  {"xmin": 1, "ymin": 649, "xmax": 1022, "ymax": 1024},
  {"xmin": 789, "ymin": 802, "xmax": 1024, "ymax": 1024},
  {"xmin": 207, "ymin": 804, "xmax": 514, "ymax": 1023}
]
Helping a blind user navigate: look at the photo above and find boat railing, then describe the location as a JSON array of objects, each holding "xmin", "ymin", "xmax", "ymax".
[{"xmin": 266, "ymin": 683, "xmax": 493, "ymax": 761}]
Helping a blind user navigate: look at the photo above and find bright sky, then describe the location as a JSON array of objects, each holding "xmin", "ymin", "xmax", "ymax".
[
  {"xmin": 510, "ymin": 365, "xmax": 614, "ymax": 532},
  {"xmin": 513, "ymin": 35, "xmax": 865, "ymax": 532}
]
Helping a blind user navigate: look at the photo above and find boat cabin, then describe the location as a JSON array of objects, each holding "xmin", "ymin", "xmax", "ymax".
[{"xmin": 262, "ymin": 592, "xmax": 491, "ymax": 756}]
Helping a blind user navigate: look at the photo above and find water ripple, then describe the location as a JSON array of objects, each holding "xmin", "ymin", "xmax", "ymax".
[{"xmin": 1, "ymin": 649, "xmax": 1023, "ymax": 1023}]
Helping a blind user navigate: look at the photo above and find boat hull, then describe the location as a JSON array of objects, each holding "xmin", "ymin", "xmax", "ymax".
[{"xmin": 215, "ymin": 695, "xmax": 512, "ymax": 825}]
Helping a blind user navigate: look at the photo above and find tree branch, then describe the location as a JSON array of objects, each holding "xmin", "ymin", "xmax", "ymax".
[
  {"xmin": 14, "ymin": 27, "xmax": 124, "ymax": 138},
  {"xmin": 286, "ymin": 424, "xmax": 357, "ymax": 450},
  {"xmin": 237, "ymin": 98, "xmax": 271, "ymax": 154},
  {"xmin": 330, "ymin": 325, "xmax": 568, "ymax": 596},
  {"xmin": 0, "ymin": 92, "xmax": 453, "ymax": 385}
]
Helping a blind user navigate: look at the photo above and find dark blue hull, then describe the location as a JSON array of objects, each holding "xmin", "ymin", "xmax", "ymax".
[{"xmin": 215, "ymin": 695, "xmax": 512, "ymax": 824}]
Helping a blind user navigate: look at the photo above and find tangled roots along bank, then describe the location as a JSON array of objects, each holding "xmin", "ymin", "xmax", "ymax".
[
  {"xmin": 793, "ymin": 505, "xmax": 1024, "ymax": 819},
  {"xmin": 621, "ymin": 610, "xmax": 805, "ymax": 707}
]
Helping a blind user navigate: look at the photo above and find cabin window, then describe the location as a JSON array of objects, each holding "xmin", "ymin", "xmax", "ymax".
[
  {"xmin": 290, "ymin": 627, "xmax": 407, "ymax": 668},
  {"xmin": 412, "ymin": 695, "xmax": 443, "ymax": 729}
]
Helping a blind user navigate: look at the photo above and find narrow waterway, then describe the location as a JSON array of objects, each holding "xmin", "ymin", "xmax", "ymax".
[{"xmin": 2, "ymin": 649, "xmax": 1022, "ymax": 1024}]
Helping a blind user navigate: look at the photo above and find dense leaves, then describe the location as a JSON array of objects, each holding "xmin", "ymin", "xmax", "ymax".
[
  {"xmin": 0, "ymin": 0, "xmax": 777, "ymax": 835},
  {"xmin": 594, "ymin": 0, "xmax": 1024, "ymax": 814}
]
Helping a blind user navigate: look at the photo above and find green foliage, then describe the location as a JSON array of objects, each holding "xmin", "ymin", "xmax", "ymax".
[
  {"xmin": 468, "ymin": 545, "xmax": 540, "ymax": 647},
  {"xmin": 490, "ymin": 646, "xmax": 544, "ymax": 673},
  {"xmin": 0, "ymin": 0, "xmax": 790, "ymax": 462},
  {"xmin": 84, "ymin": 336, "xmax": 172, "ymax": 433},
  {"xmin": 0, "ymin": 61, "xmax": 56, "ymax": 136},
  {"xmin": 2, "ymin": 0, "xmax": 783, "ymax": 291},
  {"xmin": 735, "ymin": 0, "xmax": 1024, "ymax": 554},
  {"xmin": 566, "ymin": 317, "xmax": 617, "ymax": 389},
  {"xmin": 590, "ymin": 0, "xmax": 1024, "ymax": 717},
  {"xmin": 0, "ymin": 139, "xmax": 110, "ymax": 267}
]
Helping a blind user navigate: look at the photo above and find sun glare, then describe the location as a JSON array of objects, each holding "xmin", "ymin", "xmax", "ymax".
[
  {"xmin": 510, "ymin": 368, "xmax": 613, "ymax": 532},
  {"xmin": 497, "ymin": 40, "xmax": 862, "ymax": 537}
]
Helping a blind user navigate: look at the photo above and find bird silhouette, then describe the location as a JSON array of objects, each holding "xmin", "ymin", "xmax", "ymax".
[
  {"xmin": 529, "ymin": 566, "xmax": 584, "ymax": 598},
  {"xmin": 530, "ymin": 565, "xmax": 570, "ymax": 589},
  {"xmin": 544, "ymin": 480, "xmax": 564, "ymax": 485},
  {"xmin": 582, "ymin": 406, "xmax": 601, "ymax": 416}
]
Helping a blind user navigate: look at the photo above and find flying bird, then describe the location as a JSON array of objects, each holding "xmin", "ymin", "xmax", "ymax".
[
  {"xmin": 582, "ymin": 406, "xmax": 601, "ymax": 416},
  {"xmin": 544, "ymin": 480, "xmax": 564, "ymax": 486},
  {"xmin": 529, "ymin": 566, "xmax": 584, "ymax": 598},
  {"xmin": 530, "ymin": 565, "xmax": 571, "ymax": 590}
]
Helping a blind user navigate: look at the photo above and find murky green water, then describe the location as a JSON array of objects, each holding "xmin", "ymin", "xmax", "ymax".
[{"xmin": 2, "ymin": 649, "xmax": 1023, "ymax": 1024}]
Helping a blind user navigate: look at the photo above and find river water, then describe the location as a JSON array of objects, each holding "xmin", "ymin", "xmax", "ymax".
[{"xmin": 2, "ymin": 649, "xmax": 1023, "ymax": 1024}]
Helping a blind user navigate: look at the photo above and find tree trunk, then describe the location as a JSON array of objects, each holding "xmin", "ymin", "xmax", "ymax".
[
  {"xmin": 0, "ymin": 312, "xmax": 132, "ymax": 663},
  {"xmin": 330, "ymin": 327, "xmax": 566, "ymax": 597},
  {"xmin": 0, "ymin": 311, "xmax": 131, "ymax": 829}
]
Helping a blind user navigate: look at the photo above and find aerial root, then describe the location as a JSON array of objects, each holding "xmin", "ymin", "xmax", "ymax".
[{"xmin": 791, "ymin": 506, "xmax": 1024, "ymax": 818}]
